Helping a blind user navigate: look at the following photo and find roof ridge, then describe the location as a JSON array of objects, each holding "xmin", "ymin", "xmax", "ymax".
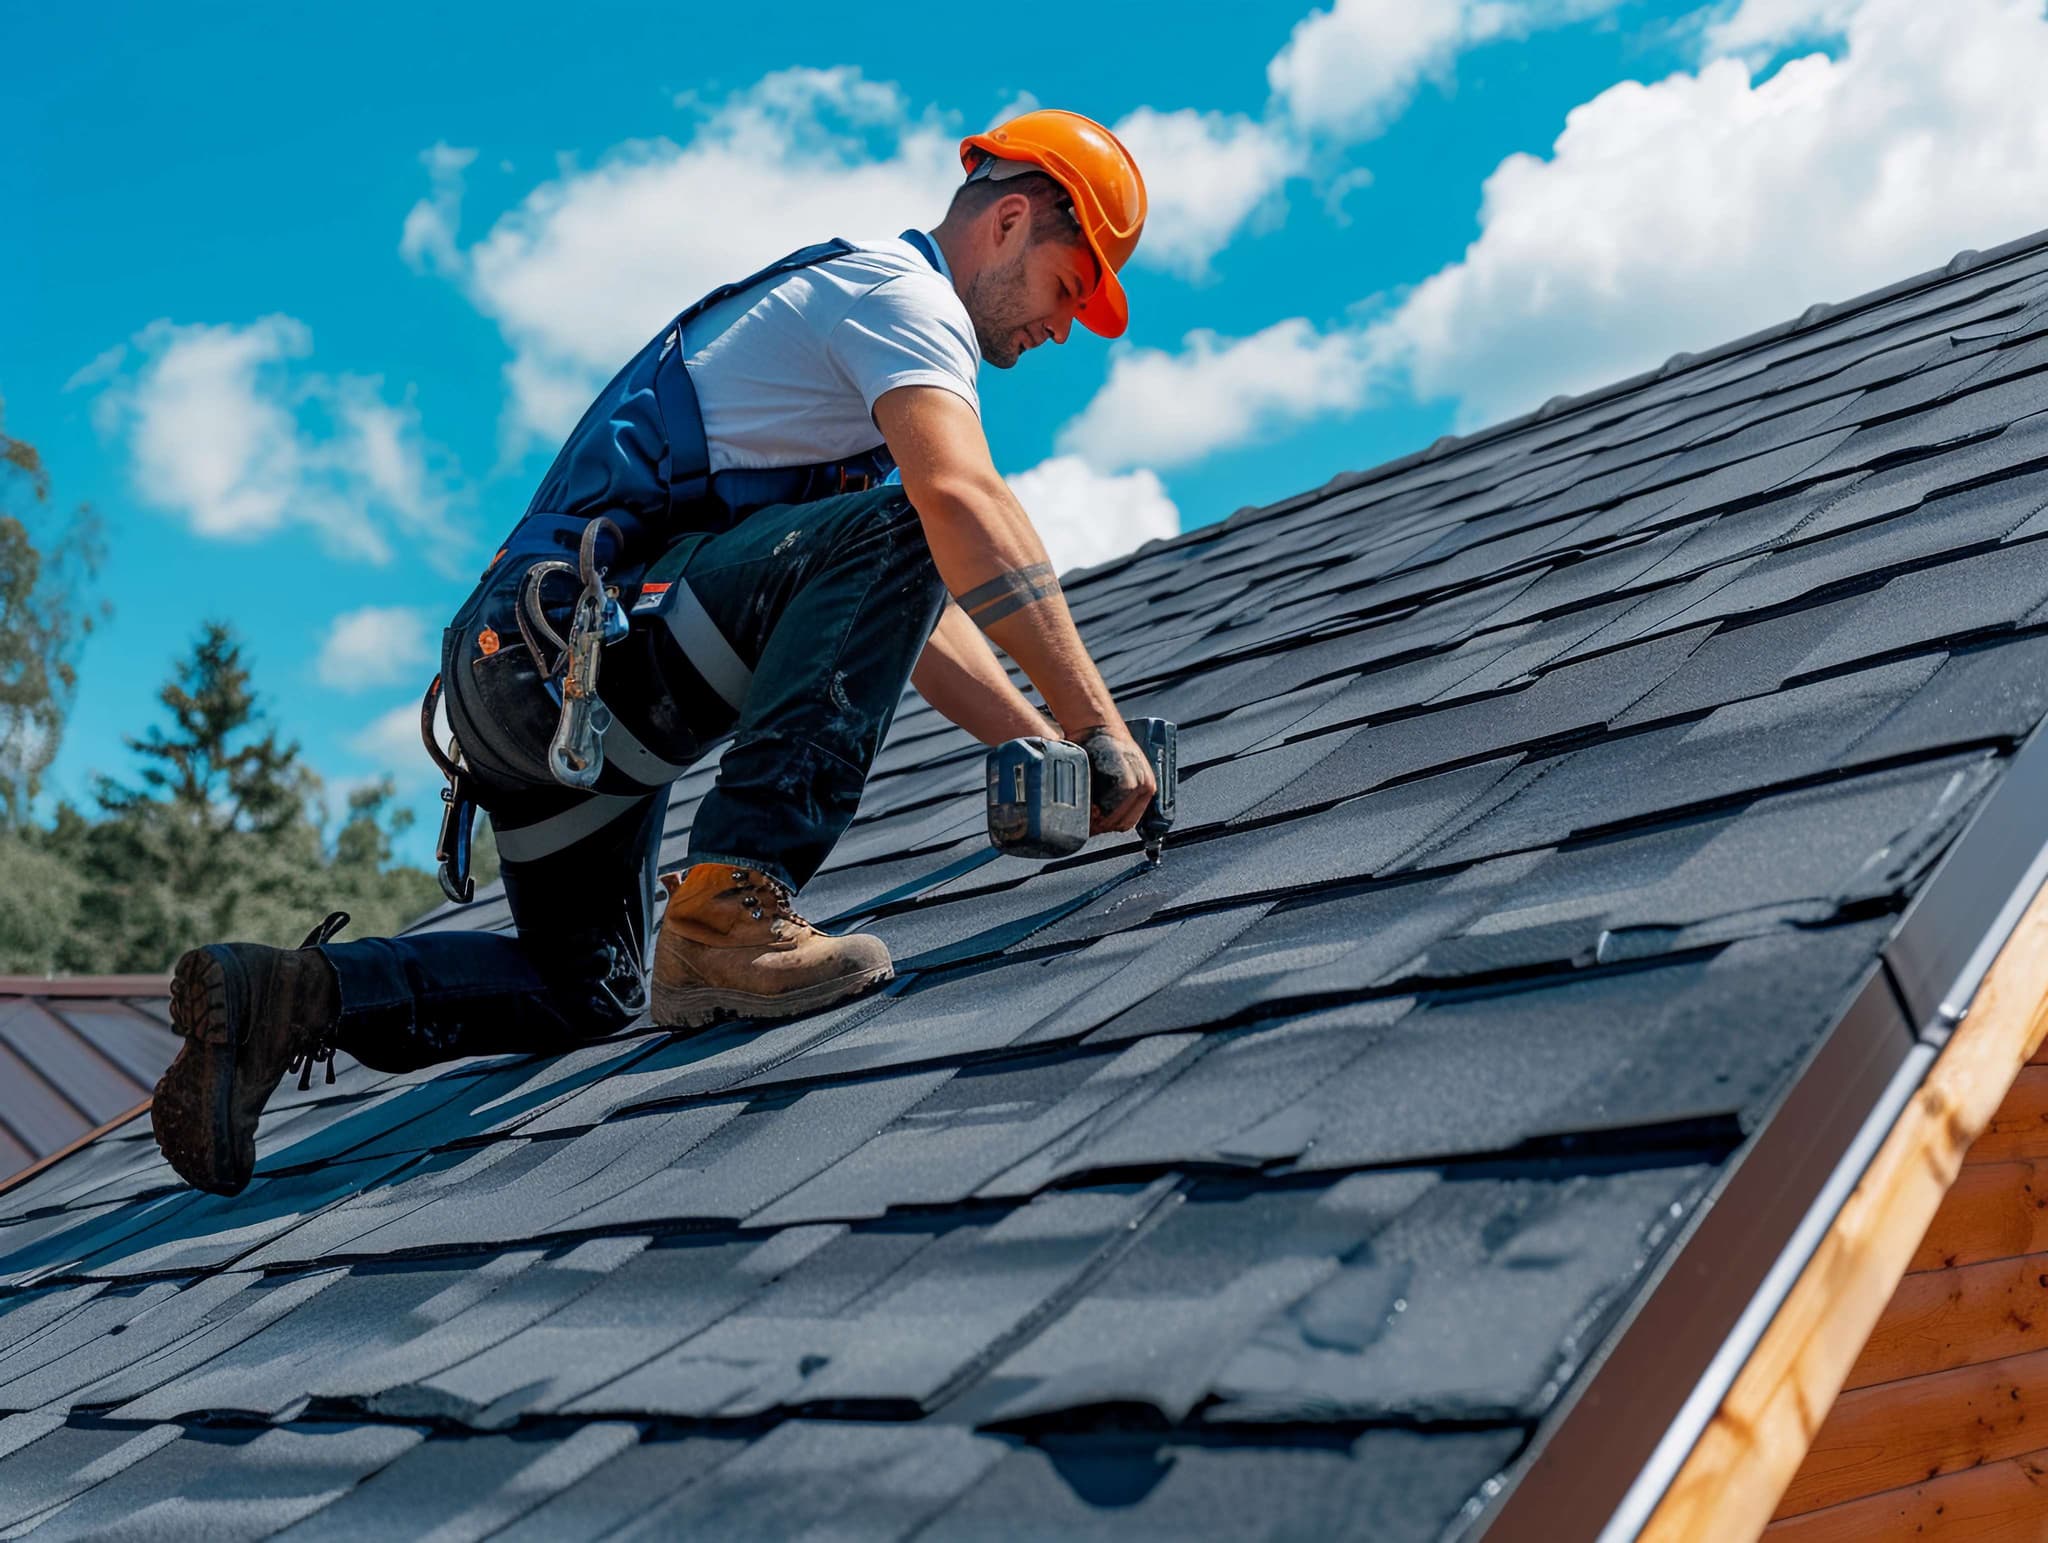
[{"xmin": 1059, "ymin": 223, "xmax": 2048, "ymax": 590}]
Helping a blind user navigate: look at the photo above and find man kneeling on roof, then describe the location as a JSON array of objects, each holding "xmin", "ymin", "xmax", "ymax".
[{"xmin": 150, "ymin": 109, "xmax": 1159, "ymax": 1197}]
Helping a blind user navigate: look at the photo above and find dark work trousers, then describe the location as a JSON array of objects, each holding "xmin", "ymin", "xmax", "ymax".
[{"xmin": 320, "ymin": 485, "xmax": 948, "ymax": 1074}]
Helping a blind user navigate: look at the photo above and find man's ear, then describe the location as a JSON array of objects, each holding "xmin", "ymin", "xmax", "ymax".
[{"xmin": 991, "ymin": 191, "xmax": 1032, "ymax": 249}]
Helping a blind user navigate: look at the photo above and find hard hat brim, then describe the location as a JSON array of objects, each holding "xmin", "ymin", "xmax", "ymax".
[{"xmin": 1076, "ymin": 260, "xmax": 1128, "ymax": 339}]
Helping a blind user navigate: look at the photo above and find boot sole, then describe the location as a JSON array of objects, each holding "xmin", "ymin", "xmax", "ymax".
[
  {"xmin": 651, "ymin": 964, "xmax": 895, "ymax": 1030},
  {"xmin": 151, "ymin": 947, "xmax": 253, "ymax": 1197}
]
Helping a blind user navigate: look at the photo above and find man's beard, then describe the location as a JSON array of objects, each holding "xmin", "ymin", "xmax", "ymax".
[{"xmin": 963, "ymin": 246, "xmax": 1037, "ymax": 370}]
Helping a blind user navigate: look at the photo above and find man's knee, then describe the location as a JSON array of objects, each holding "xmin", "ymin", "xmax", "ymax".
[{"xmin": 529, "ymin": 929, "xmax": 647, "ymax": 1036}]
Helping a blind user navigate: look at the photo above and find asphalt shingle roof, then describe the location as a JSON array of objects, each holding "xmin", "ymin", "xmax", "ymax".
[{"xmin": 7, "ymin": 230, "xmax": 2048, "ymax": 1539}]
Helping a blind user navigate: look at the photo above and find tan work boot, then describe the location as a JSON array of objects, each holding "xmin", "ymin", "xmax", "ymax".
[
  {"xmin": 151, "ymin": 913, "xmax": 347, "ymax": 1196},
  {"xmin": 651, "ymin": 865, "xmax": 893, "ymax": 1029}
]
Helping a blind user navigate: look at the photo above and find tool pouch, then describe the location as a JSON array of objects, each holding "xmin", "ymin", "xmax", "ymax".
[{"xmin": 454, "ymin": 635, "xmax": 565, "ymax": 790}]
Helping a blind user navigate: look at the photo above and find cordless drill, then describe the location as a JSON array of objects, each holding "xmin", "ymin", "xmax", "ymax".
[{"xmin": 986, "ymin": 718, "xmax": 1178, "ymax": 864}]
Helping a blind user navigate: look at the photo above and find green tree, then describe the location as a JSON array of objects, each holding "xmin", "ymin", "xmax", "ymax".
[
  {"xmin": 0, "ymin": 805, "xmax": 91, "ymax": 976},
  {"xmin": 0, "ymin": 402, "xmax": 109, "ymax": 827},
  {"xmin": 321, "ymin": 777, "xmax": 448, "ymax": 941},
  {"xmin": 94, "ymin": 621, "xmax": 310, "ymax": 907},
  {"xmin": 68, "ymin": 623, "xmax": 441, "ymax": 973}
]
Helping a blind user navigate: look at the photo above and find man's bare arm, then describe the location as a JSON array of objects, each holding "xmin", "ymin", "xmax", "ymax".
[
  {"xmin": 955, "ymin": 563, "xmax": 1059, "ymax": 627},
  {"xmin": 876, "ymin": 384, "xmax": 1152, "ymax": 831},
  {"xmin": 911, "ymin": 599, "xmax": 1058, "ymax": 745}
]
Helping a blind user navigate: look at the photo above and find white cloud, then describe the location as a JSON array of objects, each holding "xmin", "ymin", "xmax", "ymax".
[
  {"xmin": 399, "ymin": 142, "xmax": 476, "ymax": 277},
  {"xmin": 415, "ymin": 67, "xmax": 960, "ymax": 452},
  {"xmin": 1373, "ymin": 0, "xmax": 2048, "ymax": 429},
  {"xmin": 1057, "ymin": 319, "xmax": 1373, "ymax": 471},
  {"xmin": 91, "ymin": 317, "xmax": 466, "ymax": 567},
  {"xmin": 317, "ymin": 606, "xmax": 434, "ymax": 691},
  {"xmin": 1700, "ymin": 0, "xmax": 1862, "ymax": 59},
  {"xmin": 1268, "ymin": 0, "xmax": 1514, "ymax": 140},
  {"xmin": 124, "ymin": 316, "xmax": 313, "ymax": 543},
  {"xmin": 1109, "ymin": 108, "xmax": 1302, "ymax": 278},
  {"xmin": 350, "ymin": 698, "xmax": 440, "ymax": 787},
  {"xmin": 63, "ymin": 342, "xmax": 127, "ymax": 392},
  {"xmin": 1268, "ymin": 0, "xmax": 1626, "ymax": 141},
  {"xmin": 1322, "ymin": 166, "xmax": 1377, "ymax": 225},
  {"xmin": 986, "ymin": 91, "xmax": 1042, "ymax": 127},
  {"xmin": 1006, "ymin": 456, "xmax": 1181, "ymax": 573}
]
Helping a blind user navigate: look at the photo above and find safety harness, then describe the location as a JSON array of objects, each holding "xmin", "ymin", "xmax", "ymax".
[{"xmin": 426, "ymin": 233, "xmax": 942, "ymax": 904}]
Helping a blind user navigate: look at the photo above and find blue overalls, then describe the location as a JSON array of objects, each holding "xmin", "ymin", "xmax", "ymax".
[{"xmin": 320, "ymin": 235, "xmax": 953, "ymax": 1071}]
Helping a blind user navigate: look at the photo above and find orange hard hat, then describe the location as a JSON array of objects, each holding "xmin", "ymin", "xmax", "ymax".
[{"xmin": 958, "ymin": 108, "xmax": 1147, "ymax": 339}]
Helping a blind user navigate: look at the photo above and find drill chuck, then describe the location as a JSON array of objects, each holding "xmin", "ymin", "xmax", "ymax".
[{"xmin": 1128, "ymin": 718, "xmax": 1178, "ymax": 865}]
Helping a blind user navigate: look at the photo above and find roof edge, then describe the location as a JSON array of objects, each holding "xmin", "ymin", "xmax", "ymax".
[
  {"xmin": 1059, "ymin": 223, "xmax": 2048, "ymax": 593},
  {"xmin": 0, "ymin": 975, "xmax": 171, "ymax": 999},
  {"xmin": 1633, "ymin": 853, "xmax": 2048, "ymax": 1536},
  {"xmin": 0, "ymin": 1095, "xmax": 152, "ymax": 1201},
  {"xmin": 1475, "ymin": 716, "xmax": 2048, "ymax": 1540}
]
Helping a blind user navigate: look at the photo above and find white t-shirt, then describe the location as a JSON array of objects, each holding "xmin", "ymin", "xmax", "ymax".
[{"xmin": 681, "ymin": 234, "xmax": 981, "ymax": 474}]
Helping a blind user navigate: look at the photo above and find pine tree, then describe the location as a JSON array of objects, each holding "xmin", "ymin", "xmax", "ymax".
[
  {"xmin": 88, "ymin": 622, "xmax": 304, "ymax": 955},
  {"xmin": 71, "ymin": 624, "xmax": 441, "ymax": 972}
]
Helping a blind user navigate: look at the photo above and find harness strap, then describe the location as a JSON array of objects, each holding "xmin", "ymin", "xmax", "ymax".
[
  {"xmin": 598, "ymin": 702, "xmax": 692, "ymax": 787},
  {"xmin": 663, "ymin": 580, "xmax": 753, "ymax": 713},
  {"xmin": 654, "ymin": 238, "xmax": 858, "ymax": 528},
  {"xmin": 656, "ymin": 322, "xmax": 713, "ymax": 517},
  {"xmin": 495, "ymin": 792, "xmax": 647, "ymax": 864}
]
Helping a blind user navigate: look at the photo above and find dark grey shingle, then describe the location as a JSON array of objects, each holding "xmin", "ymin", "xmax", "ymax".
[
  {"xmin": 488, "ymin": 1433, "xmax": 749, "ymax": 1541},
  {"xmin": 384, "ymin": 1229, "xmax": 839, "ymax": 1427},
  {"xmin": 920, "ymin": 1428, "xmax": 1526, "ymax": 1543},
  {"xmin": 26, "ymin": 1421, "xmax": 423, "ymax": 1543},
  {"xmin": 1209, "ymin": 1163, "xmax": 1715, "ymax": 1420},
  {"xmin": 606, "ymin": 1421, "xmax": 1010, "ymax": 1542},
  {"xmin": 1277, "ymin": 923, "xmax": 1890, "ymax": 1172},
  {"xmin": 268, "ymin": 1423, "xmax": 635, "ymax": 1543}
]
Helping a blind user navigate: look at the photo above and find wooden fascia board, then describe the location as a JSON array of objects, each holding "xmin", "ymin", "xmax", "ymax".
[
  {"xmin": 0, "ymin": 1096, "xmax": 152, "ymax": 1201},
  {"xmin": 0, "ymin": 976, "xmax": 170, "ymax": 999},
  {"xmin": 1639, "ymin": 870, "xmax": 2048, "ymax": 1539}
]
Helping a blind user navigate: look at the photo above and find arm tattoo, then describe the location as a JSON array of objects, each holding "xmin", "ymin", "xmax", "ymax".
[{"xmin": 960, "ymin": 563, "xmax": 1059, "ymax": 627}]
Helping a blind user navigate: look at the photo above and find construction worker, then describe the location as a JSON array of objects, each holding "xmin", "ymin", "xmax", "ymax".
[{"xmin": 152, "ymin": 108, "xmax": 1158, "ymax": 1196}]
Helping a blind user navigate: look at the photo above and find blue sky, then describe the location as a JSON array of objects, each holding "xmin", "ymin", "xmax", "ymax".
[{"xmin": 6, "ymin": 0, "xmax": 2039, "ymax": 865}]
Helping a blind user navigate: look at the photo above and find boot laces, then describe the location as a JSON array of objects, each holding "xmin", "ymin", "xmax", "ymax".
[
  {"xmin": 287, "ymin": 910, "xmax": 349, "ymax": 1090},
  {"xmin": 730, "ymin": 868, "xmax": 808, "ymax": 938}
]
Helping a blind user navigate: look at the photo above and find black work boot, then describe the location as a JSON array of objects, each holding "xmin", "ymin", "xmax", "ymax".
[{"xmin": 151, "ymin": 913, "xmax": 348, "ymax": 1196}]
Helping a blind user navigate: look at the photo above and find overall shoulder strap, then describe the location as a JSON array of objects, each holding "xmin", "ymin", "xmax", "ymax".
[
  {"xmin": 657, "ymin": 238, "xmax": 860, "ymax": 510},
  {"xmin": 674, "ymin": 238, "xmax": 859, "ymax": 335}
]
